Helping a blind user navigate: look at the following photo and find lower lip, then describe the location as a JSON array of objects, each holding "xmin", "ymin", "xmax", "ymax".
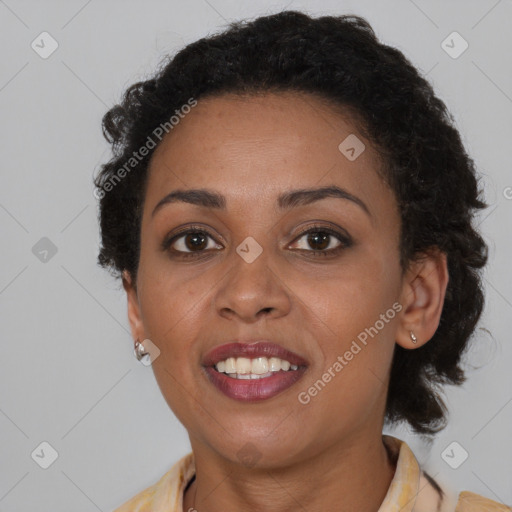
[{"xmin": 203, "ymin": 366, "xmax": 307, "ymax": 402}]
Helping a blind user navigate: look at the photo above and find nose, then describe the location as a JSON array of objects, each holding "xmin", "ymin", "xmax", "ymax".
[{"xmin": 213, "ymin": 247, "xmax": 292, "ymax": 323}]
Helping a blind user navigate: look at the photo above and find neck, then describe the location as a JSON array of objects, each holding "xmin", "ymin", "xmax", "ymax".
[{"xmin": 182, "ymin": 433, "xmax": 396, "ymax": 512}]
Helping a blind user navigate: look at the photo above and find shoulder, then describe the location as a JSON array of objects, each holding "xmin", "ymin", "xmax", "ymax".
[
  {"xmin": 112, "ymin": 452, "xmax": 195, "ymax": 512},
  {"xmin": 383, "ymin": 436, "xmax": 511, "ymax": 512},
  {"xmin": 415, "ymin": 471, "xmax": 511, "ymax": 512},
  {"xmin": 413, "ymin": 471, "xmax": 512, "ymax": 512},
  {"xmin": 415, "ymin": 470, "xmax": 511, "ymax": 512},
  {"xmin": 454, "ymin": 491, "xmax": 512, "ymax": 512},
  {"xmin": 113, "ymin": 484, "xmax": 157, "ymax": 512}
]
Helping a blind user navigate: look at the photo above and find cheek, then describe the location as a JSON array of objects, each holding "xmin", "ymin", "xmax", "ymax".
[
  {"xmin": 294, "ymin": 247, "xmax": 401, "ymax": 339},
  {"xmin": 295, "ymin": 292, "xmax": 398, "ymax": 437},
  {"xmin": 292, "ymin": 248, "xmax": 400, "ymax": 409},
  {"xmin": 138, "ymin": 272, "xmax": 207, "ymax": 420},
  {"xmin": 137, "ymin": 266, "xmax": 205, "ymax": 363}
]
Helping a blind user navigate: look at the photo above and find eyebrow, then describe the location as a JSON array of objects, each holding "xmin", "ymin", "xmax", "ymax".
[{"xmin": 151, "ymin": 185, "xmax": 371, "ymax": 218}]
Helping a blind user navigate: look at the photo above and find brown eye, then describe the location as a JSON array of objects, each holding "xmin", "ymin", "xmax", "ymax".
[
  {"xmin": 304, "ymin": 232, "xmax": 333, "ymax": 251},
  {"xmin": 289, "ymin": 226, "xmax": 352, "ymax": 256},
  {"xmin": 181, "ymin": 232, "xmax": 208, "ymax": 251},
  {"xmin": 164, "ymin": 229, "xmax": 222, "ymax": 256}
]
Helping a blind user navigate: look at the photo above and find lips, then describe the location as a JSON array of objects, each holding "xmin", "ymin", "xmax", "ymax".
[
  {"xmin": 201, "ymin": 340, "xmax": 310, "ymax": 402},
  {"xmin": 202, "ymin": 340, "xmax": 309, "ymax": 368},
  {"xmin": 203, "ymin": 365, "xmax": 307, "ymax": 401}
]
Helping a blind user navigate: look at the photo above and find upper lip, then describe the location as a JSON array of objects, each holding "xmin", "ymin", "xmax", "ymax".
[{"xmin": 202, "ymin": 341, "xmax": 309, "ymax": 367}]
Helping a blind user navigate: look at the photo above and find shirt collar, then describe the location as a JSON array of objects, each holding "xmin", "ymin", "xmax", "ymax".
[
  {"xmin": 150, "ymin": 434, "xmax": 423, "ymax": 512},
  {"xmin": 378, "ymin": 434, "xmax": 422, "ymax": 512}
]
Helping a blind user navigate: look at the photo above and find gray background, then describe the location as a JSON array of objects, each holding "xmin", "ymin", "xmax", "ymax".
[{"xmin": 1, "ymin": 0, "xmax": 511, "ymax": 510}]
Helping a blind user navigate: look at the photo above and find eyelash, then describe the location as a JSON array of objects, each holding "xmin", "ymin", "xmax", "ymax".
[{"xmin": 161, "ymin": 224, "xmax": 353, "ymax": 260}]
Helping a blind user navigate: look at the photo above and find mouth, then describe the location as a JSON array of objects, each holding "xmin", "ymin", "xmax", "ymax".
[{"xmin": 201, "ymin": 341, "xmax": 309, "ymax": 402}]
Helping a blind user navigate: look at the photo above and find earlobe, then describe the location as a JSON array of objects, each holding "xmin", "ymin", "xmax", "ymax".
[
  {"xmin": 122, "ymin": 270, "xmax": 146, "ymax": 344},
  {"xmin": 396, "ymin": 249, "xmax": 449, "ymax": 350}
]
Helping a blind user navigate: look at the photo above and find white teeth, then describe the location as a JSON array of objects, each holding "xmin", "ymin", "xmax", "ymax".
[
  {"xmin": 251, "ymin": 357, "xmax": 269, "ymax": 374},
  {"xmin": 251, "ymin": 372, "xmax": 272, "ymax": 379},
  {"xmin": 214, "ymin": 356, "xmax": 300, "ymax": 376},
  {"xmin": 226, "ymin": 371, "xmax": 275, "ymax": 380},
  {"xmin": 269, "ymin": 357, "xmax": 282, "ymax": 371},
  {"xmin": 236, "ymin": 357, "xmax": 252, "ymax": 374},
  {"xmin": 224, "ymin": 357, "xmax": 237, "ymax": 373}
]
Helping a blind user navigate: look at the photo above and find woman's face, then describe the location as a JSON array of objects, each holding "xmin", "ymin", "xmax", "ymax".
[{"xmin": 125, "ymin": 91, "xmax": 407, "ymax": 466}]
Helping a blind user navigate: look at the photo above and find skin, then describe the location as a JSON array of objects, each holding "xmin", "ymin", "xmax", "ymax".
[{"xmin": 123, "ymin": 91, "xmax": 448, "ymax": 512}]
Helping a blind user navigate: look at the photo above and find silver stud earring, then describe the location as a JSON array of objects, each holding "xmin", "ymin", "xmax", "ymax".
[
  {"xmin": 134, "ymin": 339, "xmax": 148, "ymax": 361},
  {"xmin": 410, "ymin": 331, "xmax": 418, "ymax": 344}
]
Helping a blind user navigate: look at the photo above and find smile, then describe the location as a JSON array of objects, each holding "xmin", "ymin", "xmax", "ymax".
[
  {"xmin": 214, "ymin": 355, "xmax": 299, "ymax": 377},
  {"xmin": 202, "ymin": 341, "xmax": 309, "ymax": 401}
]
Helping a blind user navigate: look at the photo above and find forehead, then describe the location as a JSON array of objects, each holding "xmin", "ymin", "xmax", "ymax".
[{"xmin": 145, "ymin": 91, "xmax": 390, "ymax": 215}]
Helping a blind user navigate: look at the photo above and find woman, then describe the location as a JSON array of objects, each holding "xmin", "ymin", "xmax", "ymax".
[{"xmin": 94, "ymin": 10, "xmax": 509, "ymax": 512}]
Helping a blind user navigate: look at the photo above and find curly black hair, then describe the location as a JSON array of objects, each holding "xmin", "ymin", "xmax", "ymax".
[{"xmin": 94, "ymin": 10, "xmax": 488, "ymax": 435}]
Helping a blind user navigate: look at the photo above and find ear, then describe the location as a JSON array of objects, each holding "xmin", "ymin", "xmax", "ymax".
[
  {"xmin": 122, "ymin": 270, "xmax": 147, "ymax": 343},
  {"xmin": 396, "ymin": 248, "xmax": 449, "ymax": 350}
]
